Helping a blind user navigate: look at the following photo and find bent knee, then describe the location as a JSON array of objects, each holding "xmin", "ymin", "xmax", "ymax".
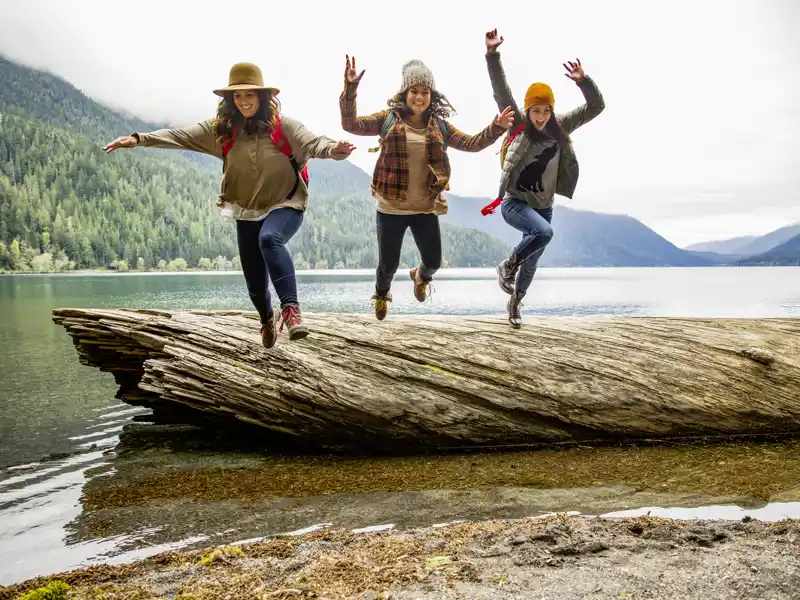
[
  {"xmin": 539, "ymin": 224, "xmax": 554, "ymax": 243},
  {"xmin": 258, "ymin": 230, "xmax": 284, "ymax": 251}
]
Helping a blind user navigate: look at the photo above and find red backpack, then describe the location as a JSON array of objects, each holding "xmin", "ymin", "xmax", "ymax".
[{"xmin": 221, "ymin": 115, "xmax": 309, "ymax": 200}]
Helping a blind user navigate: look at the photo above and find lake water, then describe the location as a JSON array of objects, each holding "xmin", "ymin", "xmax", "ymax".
[{"xmin": 1, "ymin": 266, "xmax": 799, "ymax": 585}]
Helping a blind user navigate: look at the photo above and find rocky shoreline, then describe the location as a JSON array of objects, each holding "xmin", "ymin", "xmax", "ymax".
[{"xmin": 2, "ymin": 514, "xmax": 799, "ymax": 600}]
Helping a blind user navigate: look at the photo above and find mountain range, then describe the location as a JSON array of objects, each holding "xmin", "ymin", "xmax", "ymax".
[
  {"xmin": 686, "ymin": 223, "xmax": 800, "ymax": 264},
  {"xmin": 1, "ymin": 54, "xmax": 798, "ymax": 270}
]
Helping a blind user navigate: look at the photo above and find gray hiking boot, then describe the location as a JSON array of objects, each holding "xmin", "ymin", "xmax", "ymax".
[{"xmin": 507, "ymin": 292, "xmax": 525, "ymax": 329}]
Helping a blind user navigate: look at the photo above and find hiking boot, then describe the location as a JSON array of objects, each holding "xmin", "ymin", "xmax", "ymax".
[
  {"xmin": 497, "ymin": 250, "xmax": 522, "ymax": 295},
  {"xmin": 409, "ymin": 267, "xmax": 433, "ymax": 302},
  {"xmin": 371, "ymin": 292, "xmax": 392, "ymax": 321},
  {"xmin": 507, "ymin": 292, "xmax": 525, "ymax": 329},
  {"xmin": 260, "ymin": 311, "xmax": 277, "ymax": 349},
  {"xmin": 280, "ymin": 304, "xmax": 309, "ymax": 341}
]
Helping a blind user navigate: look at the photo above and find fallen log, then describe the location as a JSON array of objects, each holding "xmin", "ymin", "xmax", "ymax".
[{"xmin": 52, "ymin": 308, "xmax": 800, "ymax": 451}]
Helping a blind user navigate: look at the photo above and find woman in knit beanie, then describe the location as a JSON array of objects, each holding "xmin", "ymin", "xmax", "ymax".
[
  {"xmin": 483, "ymin": 29, "xmax": 605, "ymax": 329},
  {"xmin": 340, "ymin": 55, "xmax": 515, "ymax": 321}
]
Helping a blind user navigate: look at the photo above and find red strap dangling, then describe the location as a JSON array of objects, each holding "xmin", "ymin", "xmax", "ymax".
[{"xmin": 481, "ymin": 197, "xmax": 503, "ymax": 216}]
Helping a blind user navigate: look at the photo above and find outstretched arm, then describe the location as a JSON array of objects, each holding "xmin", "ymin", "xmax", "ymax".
[
  {"xmin": 104, "ymin": 121, "xmax": 222, "ymax": 157},
  {"xmin": 339, "ymin": 54, "xmax": 389, "ymax": 136},
  {"xmin": 558, "ymin": 59, "xmax": 606, "ymax": 134},
  {"xmin": 484, "ymin": 29, "xmax": 524, "ymax": 125},
  {"xmin": 281, "ymin": 116, "xmax": 354, "ymax": 162},
  {"xmin": 445, "ymin": 106, "xmax": 515, "ymax": 152}
]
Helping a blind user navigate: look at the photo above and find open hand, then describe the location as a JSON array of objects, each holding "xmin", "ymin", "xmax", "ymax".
[
  {"xmin": 344, "ymin": 55, "xmax": 365, "ymax": 84},
  {"xmin": 494, "ymin": 106, "xmax": 515, "ymax": 130},
  {"xmin": 485, "ymin": 29, "xmax": 504, "ymax": 53},
  {"xmin": 563, "ymin": 59, "xmax": 585, "ymax": 83},
  {"xmin": 103, "ymin": 135, "xmax": 138, "ymax": 153},
  {"xmin": 333, "ymin": 141, "xmax": 356, "ymax": 156}
]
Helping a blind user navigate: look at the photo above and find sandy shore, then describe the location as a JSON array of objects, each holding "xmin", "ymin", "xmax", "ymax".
[{"xmin": 2, "ymin": 514, "xmax": 799, "ymax": 600}]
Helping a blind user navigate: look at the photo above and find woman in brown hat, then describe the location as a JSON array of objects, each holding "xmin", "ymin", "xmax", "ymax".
[
  {"xmin": 103, "ymin": 62, "xmax": 355, "ymax": 348},
  {"xmin": 339, "ymin": 55, "xmax": 514, "ymax": 321}
]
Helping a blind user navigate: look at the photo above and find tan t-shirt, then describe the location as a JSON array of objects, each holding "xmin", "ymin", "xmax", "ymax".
[{"xmin": 375, "ymin": 125, "xmax": 447, "ymax": 215}]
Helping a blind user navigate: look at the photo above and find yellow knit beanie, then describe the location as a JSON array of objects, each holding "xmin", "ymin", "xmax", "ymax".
[{"xmin": 523, "ymin": 82, "xmax": 555, "ymax": 112}]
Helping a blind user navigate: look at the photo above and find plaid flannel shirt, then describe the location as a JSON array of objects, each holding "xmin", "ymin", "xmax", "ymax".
[{"xmin": 339, "ymin": 81, "xmax": 505, "ymax": 203}]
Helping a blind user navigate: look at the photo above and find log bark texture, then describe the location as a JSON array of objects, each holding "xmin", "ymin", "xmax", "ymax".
[{"xmin": 52, "ymin": 308, "xmax": 800, "ymax": 450}]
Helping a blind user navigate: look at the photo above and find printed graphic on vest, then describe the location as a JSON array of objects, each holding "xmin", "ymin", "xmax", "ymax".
[{"xmin": 516, "ymin": 143, "xmax": 559, "ymax": 193}]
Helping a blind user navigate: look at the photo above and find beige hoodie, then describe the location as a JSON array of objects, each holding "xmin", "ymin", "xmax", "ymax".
[{"xmin": 135, "ymin": 115, "xmax": 348, "ymax": 220}]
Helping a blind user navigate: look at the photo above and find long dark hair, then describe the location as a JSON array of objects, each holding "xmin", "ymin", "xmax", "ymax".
[
  {"xmin": 388, "ymin": 89, "xmax": 456, "ymax": 121},
  {"xmin": 525, "ymin": 110, "xmax": 571, "ymax": 150},
  {"xmin": 211, "ymin": 90, "xmax": 280, "ymax": 141}
]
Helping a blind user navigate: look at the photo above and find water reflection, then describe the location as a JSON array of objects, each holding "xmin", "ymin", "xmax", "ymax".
[{"xmin": 6, "ymin": 419, "xmax": 800, "ymax": 585}]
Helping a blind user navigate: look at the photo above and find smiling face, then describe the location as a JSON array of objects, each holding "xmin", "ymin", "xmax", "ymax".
[
  {"xmin": 405, "ymin": 85, "xmax": 432, "ymax": 116},
  {"xmin": 528, "ymin": 104, "xmax": 553, "ymax": 131},
  {"xmin": 233, "ymin": 90, "xmax": 260, "ymax": 119}
]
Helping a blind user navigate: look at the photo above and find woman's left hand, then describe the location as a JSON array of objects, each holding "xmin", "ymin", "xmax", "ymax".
[
  {"xmin": 563, "ymin": 59, "xmax": 585, "ymax": 82},
  {"xmin": 333, "ymin": 141, "xmax": 356, "ymax": 156},
  {"xmin": 494, "ymin": 106, "xmax": 515, "ymax": 130}
]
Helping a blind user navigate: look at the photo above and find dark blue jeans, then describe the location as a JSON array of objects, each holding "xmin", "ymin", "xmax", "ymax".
[
  {"xmin": 236, "ymin": 208, "xmax": 304, "ymax": 323},
  {"xmin": 501, "ymin": 198, "xmax": 554, "ymax": 295}
]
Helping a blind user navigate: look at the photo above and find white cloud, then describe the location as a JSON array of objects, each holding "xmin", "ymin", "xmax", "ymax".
[{"xmin": 0, "ymin": 0, "xmax": 797, "ymax": 246}]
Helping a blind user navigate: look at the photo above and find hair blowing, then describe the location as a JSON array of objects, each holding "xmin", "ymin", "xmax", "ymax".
[
  {"xmin": 211, "ymin": 90, "xmax": 280, "ymax": 141},
  {"xmin": 387, "ymin": 89, "xmax": 456, "ymax": 121}
]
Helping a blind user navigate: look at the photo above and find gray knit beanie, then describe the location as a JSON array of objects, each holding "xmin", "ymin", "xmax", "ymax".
[{"xmin": 400, "ymin": 59, "xmax": 436, "ymax": 93}]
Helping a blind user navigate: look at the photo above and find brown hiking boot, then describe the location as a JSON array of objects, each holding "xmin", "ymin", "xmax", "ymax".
[
  {"xmin": 409, "ymin": 267, "xmax": 433, "ymax": 302},
  {"xmin": 260, "ymin": 312, "xmax": 277, "ymax": 349},
  {"xmin": 497, "ymin": 250, "xmax": 522, "ymax": 295},
  {"xmin": 371, "ymin": 292, "xmax": 392, "ymax": 321},
  {"xmin": 280, "ymin": 304, "xmax": 309, "ymax": 341},
  {"xmin": 507, "ymin": 292, "xmax": 525, "ymax": 329}
]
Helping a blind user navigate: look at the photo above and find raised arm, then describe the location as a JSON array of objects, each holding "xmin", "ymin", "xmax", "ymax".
[
  {"xmin": 339, "ymin": 54, "xmax": 389, "ymax": 136},
  {"xmin": 445, "ymin": 106, "xmax": 515, "ymax": 152},
  {"xmin": 558, "ymin": 59, "xmax": 605, "ymax": 134},
  {"xmin": 281, "ymin": 116, "xmax": 354, "ymax": 162},
  {"xmin": 484, "ymin": 29, "xmax": 523, "ymax": 125},
  {"xmin": 104, "ymin": 120, "xmax": 221, "ymax": 157}
]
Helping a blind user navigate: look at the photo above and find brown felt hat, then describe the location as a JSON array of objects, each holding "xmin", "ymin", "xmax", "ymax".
[{"xmin": 213, "ymin": 62, "xmax": 279, "ymax": 97}]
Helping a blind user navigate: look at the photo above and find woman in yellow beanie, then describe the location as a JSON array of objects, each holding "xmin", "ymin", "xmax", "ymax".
[
  {"xmin": 340, "ymin": 55, "xmax": 514, "ymax": 321},
  {"xmin": 104, "ymin": 62, "xmax": 355, "ymax": 348},
  {"xmin": 484, "ymin": 29, "xmax": 605, "ymax": 328}
]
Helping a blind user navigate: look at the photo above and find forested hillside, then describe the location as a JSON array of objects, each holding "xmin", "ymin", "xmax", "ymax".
[{"xmin": 0, "ymin": 56, "xmax": 510, "ymax": 273}]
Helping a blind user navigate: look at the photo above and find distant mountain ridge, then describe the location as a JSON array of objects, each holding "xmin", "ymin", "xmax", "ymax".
[
  {"xmin": 737, "ymin": 233, "xmax": 800, "ymax": 266},
  {"xmin": 686, "ymin": 223, "xmax": 800, "ymax": 257}
]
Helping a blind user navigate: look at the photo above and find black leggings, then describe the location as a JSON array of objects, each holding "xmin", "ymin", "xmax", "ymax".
[
  {"xmin": 236, "ymin": 208, "xmax": 304, "ymax": 322},
  {"xmin": 375, "ymin": 211, "xmax": 442, "ymax": 295}
]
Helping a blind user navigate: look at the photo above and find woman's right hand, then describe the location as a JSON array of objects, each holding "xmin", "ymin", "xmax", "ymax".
[
  {"xmin": 103, "ymin": 136, "xmax": 138, "ymax": 153},
  {"xmin": 344, "ymin": 55, "xmax": 365, "ymax": 84},
  {"xmin": 485, "ymin": 29, "xmax": 504, "ymax": 53}
]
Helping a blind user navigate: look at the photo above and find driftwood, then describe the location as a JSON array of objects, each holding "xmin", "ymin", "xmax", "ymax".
[{"xmin": 52, "ymin": 308, "xmax": 800, "ymax": 451}]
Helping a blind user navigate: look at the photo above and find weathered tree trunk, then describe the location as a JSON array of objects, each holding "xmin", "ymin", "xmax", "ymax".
[{"xmin": 52, "ymin": 308, "xmax": 800, "ymax": 451}]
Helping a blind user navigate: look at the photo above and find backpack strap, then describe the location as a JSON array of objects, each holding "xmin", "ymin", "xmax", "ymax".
[
  {"xmin": 221, "ymin": 127, "xmax": 236, "ymax": 157},
  {"xmin": 380, "ymin": 111, "xmax": 397, "ymax": 139},
  {"xmin": 508, "ymin": 122, "xmax": 526, "ymax": 143},
  {"xmin": 369, "ymin": 112, "xmax": 397, "ymax": 153},
  {"xmin": 484, "ymin": 123, "xmax": 527, "ymax": 216},
  {"xmin": 436, "ymin": 116, "xmax": 449, "ymax": 149},
  {"xmin": 270, "ymin": 115, "xmax": 309, "ymax": 200}
]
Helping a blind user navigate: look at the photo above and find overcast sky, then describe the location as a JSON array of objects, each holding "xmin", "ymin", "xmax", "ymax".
[{"xmin": 1, "ymin": 0, "xmax": 798, "ymax": 246}]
